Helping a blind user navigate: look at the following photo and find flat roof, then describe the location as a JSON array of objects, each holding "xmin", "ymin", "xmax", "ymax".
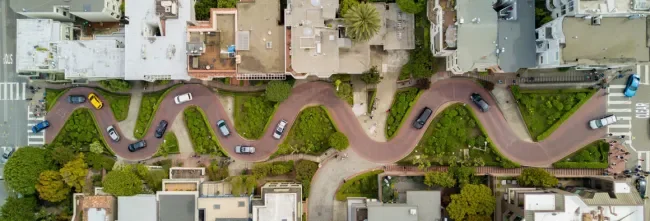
[
  {"xmin": 496, "ymin": 0, "xmax": 537, "ymax": 72},
  {"xmin": 562, "ymin": 17, "xmax": 649, "ymax": 64},
  {"xmin": 533, "ymin": 195, "xmax": 645, "ymax": 221},
  {"xmin": 406, "ymin": 191, "xmax": 441, "ymax": 221},
  {"xmin": 159, "ymin": 194, "xmax": 196, "ymax": 221},
  {"xmin": 124, "ymin": 0, "xmax": 192, "ymax": 80},
  {"xmin": 10, "ymin": 0, "xmax": 104, "ymax": 13},
  {"xmin": 367, "ymin": 203, "xmax": 418, "ymax": 221},
  {"xmin": 455, "ymin": 0, "xmax": 498, "ymax": 72},
  {"xmin": 16, "ymin": 19, "xmax": 64, "ymax": 72},
  {"xmin": 254, "ymin": 193, "xmax": 297, "ymax": 221},
  {"xmin": 236, "ymin": 0, "xmax": 286, "ymax": 73},
  {"xmin": 118, "ymin": 195, "xmax": 157, "ymax": 221},
  {"xmin": 198, "ymin": 197, "xmax": 249, "ymax": 220},
  {"xmin": 524, "ymin": 194, "xmax": 556, "ymax": 210},
  {"xmin": 56, "ymin": 40, "xmax": 125, "ymax": 79},
  {"xmin": 368, "ymin": 3, "xmax": 415, "ymax": 50}
]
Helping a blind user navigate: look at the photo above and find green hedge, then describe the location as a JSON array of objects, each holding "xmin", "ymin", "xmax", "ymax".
[
  {"xmin": 463, "ymin": 104, "xmax": 520, "ymax": 168},
  {"xmin": 552, "ymin": 162, "xmax": 608, "ymax": 169},
  {"xmin": 183, "ymin": 106, "xmax": 227, "ymax": 156},
  {"xmin": 335, "ymin": 170, "xmax": 383, "ymax": 201},
  {"xmin": 534, "ymin": 90, "xmax": 596, "ymax": 141},
  {"xmin": 367, "ymin": 89, "xmax": 377, "ymax": 114},
  {"xmin": 154, "ymin": 132, "xmax": 180, "ymax": 157},
  {"xmin": 552, "ymin": 140, "xmax": 608, "ymax": 168},
  {"xmin": 386, "ymin": 88, "xmax": 423, "ymax": 139},
  {"xmin": 134, "ymin": 85, "xmax": 179, "ymax": 139},
  {"xmin": 274, "ymin": 106, "xmax": 343, "ymax": 157},
  {"xmin": 96, "ymin": 89, "xmax": 131, "ymax": 122},
  {"xmin": 251, "ymin": 161, "xmax": 294, "ymax": 179},
  {"xmin": 233, "ymin": 95, "xmax": 276, "ymax": 139},
  {"xmin": 45, "ymin": 88, "xmax": 69, "ymax": 111},
  {"xmin": 51, "ymin": 108, "xmax": 115, "ymax": 156}
]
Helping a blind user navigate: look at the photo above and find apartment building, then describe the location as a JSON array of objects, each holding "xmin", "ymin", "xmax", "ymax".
[
  {"xmin": 346, "ymin": 190, "xmax": 442, "ymax": 221},
  {"xmin": 10, "ymin": 0, "xmax": 122, "ymax": 22}
]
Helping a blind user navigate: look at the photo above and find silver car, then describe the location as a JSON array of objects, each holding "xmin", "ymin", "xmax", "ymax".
[
  {"xmin": 589, "ymin": 114, "xmax": 617, "ymax": 129},
  {"xmin": 107, "ymin": 125, "xmax": 120, "ymax": 142},
  {"xmin": 273, "ymin": 120, "xmax": 288, "ymax": 139},
  {"xmin": 235, "ymin": 145, "xmax": 255, "ymax": 154}
]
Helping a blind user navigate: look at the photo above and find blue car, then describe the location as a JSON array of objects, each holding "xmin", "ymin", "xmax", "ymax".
[
  {"xmin": 624, "ymin": 74, "xmax": 641, "ymax": 97},
  {"xmin": 32, "ymin": 120, "xmax": 50, "ymax": 133}
]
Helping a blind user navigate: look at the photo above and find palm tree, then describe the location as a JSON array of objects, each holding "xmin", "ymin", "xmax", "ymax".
[{"xmin": 343, "ymin": 3, "xmax": 381, "ymax": 42}]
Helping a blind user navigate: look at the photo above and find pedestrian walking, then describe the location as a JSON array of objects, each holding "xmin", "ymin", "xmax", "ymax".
[
  {"xmin": 620, "ymin": 135, "xmax": 626, "ymax": 139},
  {"xmin": 625, "ymin": 152, "xmax": 630, "ymax": 155},
  {"xmin": 624, "ymin": 159, "xmax": 628, "ymax": 162},
  {"xmin": 609, "ymin": 133, "xmax": 613, "ymax": 137},
  {"xmin": 609, "ymin": 152, "xmax": 613, "ymax": 155},
  {"xmin": 640, "ymin": 159, "xmax": 645, "ymax": 162},
  {"xmin": 612, "ymin": 162, "xmax": 617, "ymax": 166}
]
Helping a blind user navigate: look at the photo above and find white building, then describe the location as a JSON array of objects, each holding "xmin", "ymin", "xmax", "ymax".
[
  {"xmin": 10, "ymin": 0, "xmax": 122, "ymax": 22},
  {"xmin": 547, "ymin": 0, "xmax": 650, "ymax": 19},
  {"xmin": 16, "ymin": 19, "xmax": 74, "ymax": 75}
]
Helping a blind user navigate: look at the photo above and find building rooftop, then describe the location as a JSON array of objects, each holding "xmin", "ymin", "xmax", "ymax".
[
  {"xmin": 10, "ymin": 0, "xmax": 105, "ymax": 13},
  {"xmin": 16, "ymin": 19, "xmax": 66, "ymax": 72},
  {"xmin": 367, "ymin": 202, "xmax": 418, "ymax": 221},
  {"xmin": 79, "ymin": 195, "xmax": 116, "ymax": 221},
  {"xmin": 125, "ymin": 0, "xmax": 192, "ymax": 81},
  {"xmin": 236, "ymin": 0, "xmax": 286, "ymax": 73},
  {"xmin": 369, "ymin": 3, "xmax": 415, "ymax": 50},
  {"xmin": 455, "ymin": 0, "xmax": 498, "ymax": 72},
  {"xmin": 254, "ymin": 193, "xmax": 297, "ymax": 221},
  {"xmin": 117, "ymin": 195, "xmax": 158, "ymax": 221},
  {"xmin": 56, "ymin": 40, "xmax": 125, "ymax": 79},
  {"xmin": 198, "ymin": 197, "xmax": 250, "ymax": 221},
  {"xmin": 577, "ymin": 0, "xmax": 635, "ymax": 15},
  {"xmin": 562, "ymin": 17, "xmax": 649, "ymax": 64},
  {"xmin": 496, "ymin": 0, "xmax": 537, "ymax": 72},
  {"xmin": 406, "ymin": 191, "xmax": 441, "ymax": 221},
  {"xmin": 200, "ymin": 181, "xmax": 233, "ymax": 196},
  {"xmin": 158, "ymin": 193, "xmax": 197, "ymax": 221}
]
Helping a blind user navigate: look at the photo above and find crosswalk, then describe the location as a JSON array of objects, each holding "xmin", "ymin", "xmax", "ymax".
[
  {"xmin": 606, "ymin": 84, "xmax": 633, "ymax": 145},
  {"xmin": 26, "ymin": 107, "xmax": 45, "ymax": 146},
  {"xmin": 0, "ymin": 82, "xmax": 26, "ymax": 101},
  {"xmin": 637, "ymin": 64, "xmax": 650, "ymax": 85}
]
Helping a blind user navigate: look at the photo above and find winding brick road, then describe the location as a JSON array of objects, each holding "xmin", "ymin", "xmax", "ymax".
[{"xmin": 45, "ymin": 79, "xmax": 606, "ymax": 166}]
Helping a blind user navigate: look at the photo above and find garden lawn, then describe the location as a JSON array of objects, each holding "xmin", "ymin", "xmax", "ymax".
[
  {"xmin": 134, "ymin": 85, "xmax": 179, "ymax": 139},
  {"xmin": 400, "ymin": 104, "xmax": 518, "ymax": 168},
  {"xmin": 51, "ymin": 108, "xmax": 114, "ymax": 155},
  {"xmin": 96, "ymin": 89, "xmax": 131, "ymax": 122},
  {"xmin": 273, "ymin": 106, "xmax": 341, "ymax": 157},
  {"xmin": 45, "ymin": 88, "xmax": 69, "ymax": 111},
  {"xmin": 154, "ymin": 132, "xmax": 180, "ymax": 157},
  {"xmin": 511, "ymin": 86, "xmax": 597, "ymax": 141},
  {"xmin": 553, "ymin": 140, "xmax": 609, "ymax": 168},
  {"xmin": 233, "ymin": 94, "xmax": 276, "ymax": 139},
  {"xmin": 335, "ymin": 170, "xmax": 383, "ymax": 201},
  {"xmin": 183, "ymin": 106, "xmax": 226, "ymax": 156},
  {"xmin": 386, "ymin": 87, "xmax": 421, "ymax": 139}
]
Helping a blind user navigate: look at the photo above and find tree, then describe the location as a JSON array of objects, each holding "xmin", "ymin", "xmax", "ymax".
[
  {"xmin": 218, "ymin": 0, "xmax": 237, "ymax": 8},
  {"xmin": 361, "ymin": 66, "xmax": 381, "ymax": 84},
  {"xmin": 339, "ymin": 0, "xmax": 360, "ymax": 18},
  {"xmin": 517, "ymin": 168, "xmax": 559, "ymax": 188},
  {"xmin": 103, "ymin": 169, "xmax": 142, "ymax": 196},
  {"xmin": 99, "ymin": 79, "xmax": 132, "ymax": 92},
  {"xmin": 328, "ymin": 132, "xmax": 349, "ymax": 150},
  {"xmin": 336, "ymin": 83, "xmax": 353, "ymax": 101},
  {"xmin": 414, "ymin": 78, "xmax": 431, "ymax": 90},
  {"xmin": 36, "ymin": 170, "xmax": 71, "ymax": 203},
  {"xmin": 447, "ymin": 184, "xmax": 495, "ymax": 220},
  {"xmin": 449, "ymin": 166, "xmax": 475, "ymax": 187},
  {"xmin": 89, "ymin": 141, "xmax": 104, "ymax": 154},
  {"xmin": 50, "ymin": 145, "xmax": 76, "ymax": 166},
  {"xmin": 60, "ymin": 154, "xmax": 89, "ymax": 192},
  {"xmin": 424, "ymin": 171, "xmax": 456, "ymax": 188},
  {"xmin": 343, "ymin": 3, "xmax": 381, "ymax": 42},
  {"xmin": 4, "ymin": 147, "xmax": 53, "ymax": 195},
  {"xmin": 264, "ymin": 81, "xmax": 292, "ymax": 103},
  {"xmin": 480, "ymin": 80, "xmax": 495, "ymax": 91},
  {"xmin": 396, "ymin": 0, "xmax": 426, "ymax": 14},
  {"xmin": 0, "ymin": 196, "xmax": 37, "ymax": 221}
]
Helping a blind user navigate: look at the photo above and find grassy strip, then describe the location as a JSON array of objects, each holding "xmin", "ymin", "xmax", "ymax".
[
  {"xmin": 183, "ymin": 106, "xmax": 228, "ymax": 157},
  {"xmin": 385, "ymin": 88, "xmax": 423, "ymax": 139},
  {"xmin": 367, "ymin": 89, "xmax": 376, "ymax": 114},
  {"xmin": 273, "ymin": 106, "xmax": 343, "ymax": 157},
  {"xmin": 133, "ymin": 84, "xmax": 180, "ymax": 139},
  {"xmin": 45, "ymin": 88, "xmax": 69, "ymax": 111},
  {"xmin": 465, "ymin": 105, "xmax": 519, "ymax": 168},
  {"xmin": 534, "ymin": 89, "xmax": 597, "ymax": 141},
  {"xmin": 552, "ymin": 140, "xmax": 608, "ymax": 169},
  {"xmin": 233, "ymin": 95, "xmax": 277, "ymax": 139},
  {"xmin": 335, "ymin": 170, "xmax": 383, "ymax": 201},
  {"xmin": 153, "ymin": 132, "xmax": 180, "ymax": 157},
  {"xmin": 96, "ymin": 89, "xmax": 131, "ymax": 122}
]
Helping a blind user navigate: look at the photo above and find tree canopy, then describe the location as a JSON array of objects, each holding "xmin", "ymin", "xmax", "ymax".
[
  {"xmin": 60, "ymin": 153, "xmax": 89, "ymax": 192},
  {"xmin": 89, "ymin": 141, "xmax": 104, "ymax": 154},
  {"xmin": 4, "ymin": 147, "xmax": 53, "ymax": 195},
  {"xmin": 396, "ymin": 0, "xmax": 426, "ymax": 14},
  {"xmin": 265, "ymin": 81, "xmax": 292, "ymax": 103},
  {"xmin": 329, "ymin": 132, "xmax": 349, "ymax": 150},
  {"xmin": 335, "ymin": 83, "xmax": 353, "ymax": 102},
  {"xmin": 103, "ymin": 169, "xmax": 142, "ymax": 196},
  {"xmin": 447, "ymin": 184, "xmax": 495, "ymax": 220},
  {"xmin": 517, "ymin": 168, "xmax": 559, "ymax": 188},
  {"xmin": 0, "ymin": 196, "xmax": 37, "ymax": 221},
  {"xmin": 361, "ymin": 66, "xmax": 381, "ymax": 84},
  {"xmin": 344, "ymin": 3, "xmax": 381, "ymax": 42},
  {"xmin": 36, "ymin": 170, "xmax": 70, "ymax": 203},
  {"xmin": 49, "ymin": 144, "xmax": 76, "ymax": 166},
  {"xmin": 424, "ymin": 171, "xmax": 456, "ymax": 188},
  {"xmin": 449, "ymin": 166, "xmax": 475, "ymax": 187},
  {"xmin": 99, "ymin": 80, "xmax": 132, "ymax": 92}
]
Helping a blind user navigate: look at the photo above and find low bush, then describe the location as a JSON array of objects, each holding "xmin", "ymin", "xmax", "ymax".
[
  {"xmin": 134, "ymin": 85, "xmax": 179, "ymax": 139},
  {"xmin": 84, "ymin": 152, "xmax": 116, "ymax": 171},
  {"xmin": 329, "ymin": 132, "xmax": 349, "ymax": 150},
  {"xmin": 206, "ymin": 161, "xmax": 229, "ymax": 181},
  {"xmin": 295, "ymin": 160, "xmax": 319, "ymax": 199},
  {"xmin": 367, "ymin": 89, "xmax": 377, "ymax": 114},
  {"xmin": 99, "ymin": 79, "xmax": 132, "ymax": 92},
  {"xmin": 96, "ymin": 89, "xmax": 131, "ymax": 122},
  {"xmin": 183, "ymin": 106, "xmax": 225, "ymax": 156},
  {"xmin": 252, "ymin": 161, "xmax": 294, "ymax": 179},
  {"xmin": 51, "ymin": 109, "xmax": 113, "ymax": 155},
  {"xmin": 45, "ymin": 88, "xmax": 69, "ymax": 111},
  {"xmin": 154, "ymin": 132, "xmax": 179, "ymax": 157},
  {"xmin": 386, "ymin": 88, "xmax": 421, "ymax": 139},
  {"xmin": 234, "ymin": 95, "xmax": 276, "ymax": 139},
  {"xmin": 274, "ymin": 106, "xmax": 344, "ymax": 156},
  {"xmin": 553, "ymin": 140, "xmax": 608, "ymax": 169},
  {"xmin": 335, "ymin": 170, "xmax": 383, "ymax": 201}
]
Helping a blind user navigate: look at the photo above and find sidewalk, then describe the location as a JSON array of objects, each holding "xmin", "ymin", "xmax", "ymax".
[
  {"xmin": 117, "ymin": 81, "xmax": 143, "ymax": 140},
  {"xmin": 490, "ymin": 85, "xmax": 532, "ymax": 141}
]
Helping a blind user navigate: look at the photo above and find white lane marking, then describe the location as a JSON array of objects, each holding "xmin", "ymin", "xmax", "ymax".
[
  {"xmin": 645, "ymin": 65, "xmax": 649, "ymax": 85},
  {"xmin": 611, "ymin": 132, "xmax": 631, "ymax": 137},
  {"xmin": 639, "ymin": 151, "xmax": 650, "ymax": 170},
  {"xmin": 608, "ymin": 93, "xmax": 626, "ymax": 97},
  {"xmin": 22, "ymin": 82, "xmax": 26, "ymax": 100},
  {"xmin": 608, "ymin": 100, "xmax": 632, "ymax": 105},
  {"xmin": 609, "ymin": 85, "xmax": 626, "ymax": 89},
  {"xmin": 608, "ymin": 124, "xmax": 631, "ymax": 129},
  {"xmin": 609, "ymin": 109, "xmax": 632, "ymax": 113},
  {"xmin": 617, "ymin": 116, "xmax": 632, "ymax": 121}
]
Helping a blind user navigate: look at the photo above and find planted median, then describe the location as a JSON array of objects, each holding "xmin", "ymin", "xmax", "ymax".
[
  {"xmin": 553, "ymin": 140, "xmax": 609, "ymax": 169},
  {"xmin": 183, "ymin": 106, "xmax": 226, "ymax": 156},
  {"xmin": 133, "ymin": 85, "xmax": 180, "ymax": 139},
  {"xmin": 273, "ymin": 106, "xmax": 348, "ymax": 157},
  {"xmin": 386, "ymin": 87, "xmax": 423, "ymax": 139},
  {"xmin": 96, "ymin": 89, "xmax": 131, "ymax": 122}
]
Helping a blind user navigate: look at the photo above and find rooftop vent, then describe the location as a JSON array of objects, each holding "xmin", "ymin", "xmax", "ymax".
[{"xmin": 409, "ymin": 209, "xmax": 417, "ymax": 215}]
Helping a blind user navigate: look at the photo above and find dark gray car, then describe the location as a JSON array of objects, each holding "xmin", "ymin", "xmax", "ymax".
[
  {"xmin": 470, "ymin": 93, "xmax": 490, "ymax": 112},
  {"xmin": 413, "ymin": 107, "xmax": 432, "ymax": 129},
  {"xmin": 67, "ymin": 95, "xmax": 86, "ymax": 104}
]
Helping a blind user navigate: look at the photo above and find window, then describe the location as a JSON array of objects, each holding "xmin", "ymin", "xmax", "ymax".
[
  {"xmin": 540, "ymin": 56, "xmax": 544, "ymax": 64},
  {"xmin": 111, "ymin": 12, "xmax": 115, "ymax": 16},
  {"xmin": 238, "ymin": 201, "xmax": 245, "ymax": 207},
  {"xmin": 213, "ymin": 204, "xmax": 220, "ymax": 209},
  {"xmin": 56, "ymin": 8, "xmax": 59, "ymax": 12},
  {"xmin": 63, "ymin": 11, "xmax": 67, "ymax": 16}
]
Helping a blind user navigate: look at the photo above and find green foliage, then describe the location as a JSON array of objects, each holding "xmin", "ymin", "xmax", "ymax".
[
  {"xmin": 206, "ymin": 161, "xmax": 229, "ymax": 181},
  {"xmin": 447, "ymin": 184, "xmax": 495, "ymax": 220},
  {"xmin": 517, "ymin": 168, "xmax": 559, "ymax": 188},
  {"xmin": 510, "ymin": 86, "xmax": 596, "ymax": 141},
  {"xmin": 386, "ymin": 88, "xmax": 420, "ymax": 138},
  {"xmin": 60, "ymin": 153, "xmax": 89, "ymax": 192},
  {"xmin": 89, "ymin": 141, "xmax": 104, "ymax": 154},
  {"xmin": 96, "ymin": 89, "xmax": 131, "ymax": 121},
  {"xmin": 234, "ymin": 95, "xmax": 276, "ymax": 139},
  {"xmin": 45, "ymin": 88, "xmax": 69, "ymax": 111},
  {"xmin": 424, "ymin": 171, "xmax": 456, "ymax": 188},
  {"xmin": 36, "ymin": 170, "xmax": 70, "ymax": 203},
  {"xmin": 51, "ymin": 109, "xmax": 112, "ymax": 155},
  {"xmin": 103, "ymin": 169, "xmax": 142, "ymax": 196},
  {"xmin": 295, "ymin": 160, "xmax": 319, "ymax": 199},
  {"xmin": 275, "ymin": 107, "xmax": 339, "ymax": 156},
  {"xmin": 218, "ymin": 0, "xmax": 237, "ymax": 8},
  {"xmin": 4, "ymin": 147, "xmax": 54, "ymax": 195},
  {"xmin": 361, "ymin": 66, "xmax": 381, "ymax": 84},
  {"xmin": 84, "ymin": 152, "xmax": 116, "ymax": 171},
  {"xmin": 335, "ymin": 170, "xmax": 383, "ymax": 201},
  {"xmin": 230, "ymin": 175, "xmax": 257, "ymax": 196},
  {"xmin": 0, "ymin": 196, "xmax": 37, "ymax": 221},
  {"xmin": 367, "ymin": 89, "xmax": 377, "ymax": 114},
  {"xmin": 335, "ymin": 83, "xmax": 354, "ymax": 105},
  {"xmin": 553, "ymin": 140, "xmax": 609, "ymax": 168},
  {"xmin": 194, "ymin": 0, "xmax": 218, "ymax": 20},
  {"xmin": 339, "ymin": 0, "xmax": 359, "ymax": 16},
  {"xmin": 134, "ymin": 85, "xmax": 179, "ymax": 139},
  {"xmin": 449, "ymin": 166, "xmax": 475, "ymax": 187},
  {"xmin": 401, "ymin": 48, "xmax": 434, "ymax": 79},
  {"xmin": 331, "ymin": 74, "xmax": 352, "ymax": 82},
  {"xmin": 252, "ymin": 161, "xmax": 294, "ymax": 179},
  {"xmin": 143, "ymin": 169, "xmax": 168, "ymax": 192},
  {"xmin": 265, "ymin": 81, "xmax": 292, "ymax": 103},
  {"xmin": 396, "ymin": 0, "xmax": 426, "ymax": 14},
  {"xmin": 329, "ymin": 132, "xmax": 349, "ymax": 150},
  {"xmin": 534, "ymin": 1, "xmax": 553, "ymax": 28},
  {"xmin": 120, "ymin": 0, "xmax": 125, "ymax": 13},
  {"xmin": 99, "ymin": 79, "xmax": 132, "ymax": 92},
  {"xmin": 183, "ymin": 106, "xmax": 225, "ymax": 155},
  {"xmin": 155, "ymin": 132, "xmax": 180, "ymax": 157},
  {"xmin": 343, "ymin": 3, "xmax": 382, "ymax": 42},
  {"xmin": 50, "ymin": 145, "xmax": 76, "ymax": 166}
]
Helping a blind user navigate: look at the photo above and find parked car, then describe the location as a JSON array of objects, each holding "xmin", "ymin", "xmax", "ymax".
[
  {"xmin": 273, "ymin": 120, "xmax": 288, "ymax": 139},
  {"xmin": 589, "ymin": 114, "xmax": 617, "ymax": 129},
  {"xmin": 174, "ymin": 93, "xmax": 193, "ymax": 104},
  {"xmin": 106, "ymin": 125, "xmax": 120, "ymax": 142},
  {"xmin": 154, "ymin": 120, "xmax": 169, "ymax": 138},
  {"xmin": 128, "ymin": 140, "xmax": 147, "ymax": 152},
  {"xmin": 412, "ymin": 107, "xmax": 432, "ymax": 129},
  {"xmin": 624, "ymin": 74, "xmax": 641, "ymax": 97},
  {"xmin": 470, "ymin": 93, "xmax": 490, "ymax": 112},
  {"xmin": 216, "ymin": 119, "xmax": 231, "ymax": 137},
  {"xmin": 67, "ymin": 95, "xmax": 86, "ymax": 104},
  {"xmin": 636, "ymin": 177, "xmax": 646, "ymax": 198},
  {"xmin": 88, "ymin": 93, "xmax": 103, "ymax": 109},
  {"xmin": 235, "ymin": 145, "xmax": 255, "ymax": 154},
  {"xmin": 2, "ymin": 147, "xmax": 15, "ymax": 161},
  {"xmin": 32, "ymin": 120, "xmax": 50, "ymax": 133}
]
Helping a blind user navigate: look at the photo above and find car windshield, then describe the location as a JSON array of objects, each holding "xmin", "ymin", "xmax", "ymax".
[
  {"xmin": 629, "ymin": 85, "xmax": 638, "ymax": 91},
  {"xmin": 595, "ymin": 120, "xmax": 603, "ymax": 128}
]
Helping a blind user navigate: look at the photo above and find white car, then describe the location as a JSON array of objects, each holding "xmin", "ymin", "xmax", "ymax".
[
  {"xmin": 174, "ymin": 93, "xmax": 193, "ymax": 104},
  {"xmin": 273, "ymin": 120, "xmax": 288, "ymax": 139},
  {"xmin": 235, "ymin": 145, "xmax": 255, "ymax": 154},
  {"xmin": 589, "ymin": 115, "xmax": 617, "ymax": 129},
  {"xmin": 107, "ymin": 125, "xmax": 120, "ymax": 142}
]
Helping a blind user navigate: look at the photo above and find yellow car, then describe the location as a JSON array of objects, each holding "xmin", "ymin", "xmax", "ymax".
[{"xmin": 88, "ymin": 93, "xmax": 103, "ymax": 109}]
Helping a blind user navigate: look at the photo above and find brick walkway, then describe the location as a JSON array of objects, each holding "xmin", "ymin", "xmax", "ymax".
[
  {"xmin": 381, "ymin": 165, "xmax": 606, "ymax": 177},
  {"xmin": 34, "ymin": 79, "xmax": 267, "ymax": 93}
]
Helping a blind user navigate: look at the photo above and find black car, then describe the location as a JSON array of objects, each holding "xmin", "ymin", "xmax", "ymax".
[
  {"xmin": 67, "ymin": 95, "xmax": 87, "ymax": 104},
  {"xmin": 155, "ymin": 120, "xmax": 168, "ymax": 138},
  {"xmin": 636, "ymin": 177, "xmax": 647, "ymax": 198},
  {"xmin": 128, "ymin": 140, "xmax": 147, "ymax": 152},
  {"xmin": 470, "ymin": 93, "xmax": 490, "ymax": 112},
  {"xmin": 413, "ymin": 107, "xmax": 432, "ymax": 129}
]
